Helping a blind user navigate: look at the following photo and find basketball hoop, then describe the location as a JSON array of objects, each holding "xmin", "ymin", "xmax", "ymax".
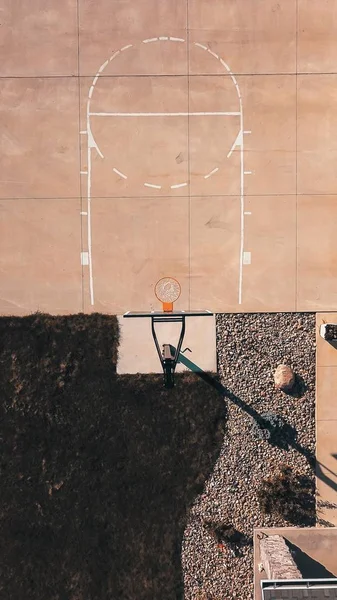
[
  {"xmin": 123, "ymin": 278, "xmax": 212, "ymax": 388},
  {"xmin": 155, "ymin": 277, "xmax": 181, "ymax": 312}
]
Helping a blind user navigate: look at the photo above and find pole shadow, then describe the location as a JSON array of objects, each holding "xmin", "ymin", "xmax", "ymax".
[{"xmin": 174, "ymin": 349, "xmax": 336, "ymax": 497}]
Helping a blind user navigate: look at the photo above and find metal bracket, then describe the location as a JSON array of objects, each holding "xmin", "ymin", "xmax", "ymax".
[{"xmin": 151, "ymin": 315, "xmax": 186, "ymax": 388}]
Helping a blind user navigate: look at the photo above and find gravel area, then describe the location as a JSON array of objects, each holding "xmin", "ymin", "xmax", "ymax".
[{"xmin": 182, "ymin": 313, "xmax": 316, "ymax": 600}]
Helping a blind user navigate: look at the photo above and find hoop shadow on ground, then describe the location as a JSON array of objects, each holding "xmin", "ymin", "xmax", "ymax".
[{"xmin": 174, "ymin": 348, "xmax": 337, "ymax": 497}]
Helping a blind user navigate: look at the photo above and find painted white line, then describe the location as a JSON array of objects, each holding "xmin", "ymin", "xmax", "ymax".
[
  {"xmin": 159, "ymin": 36, "xmax": 169, "ymax": 41},
  {"xmin": 80, "ymin": 170, "xmax": 88, "ymax": 175},
  {"xmin": 220, "ymin": 58, "xmax": 231, "ymax": 72},
  {"xmin": 227, "ymin": 130, "xmax": 243, "ymax": 158},
  {"xmin": 243, "ymin": 251, "xmax": 251, "ymax": 265},
  {"xmin": 87, "ymin": 120, "xmax": 94, "ymax": 306},
  {"xmin": 208, "ymin": 49, "xmax": 219, "ymax": 59},
  {"xmin": 244, "ymin": 130, "xmax": 252, "ymax": 134},
  {"xmin": 244, "ymin": 171, "xmax": 252, "ymax": 175},
  {"xmin": 88, "ymin": 128, "xmax": 104, "ymax": 158},
  {"xmin": 80, "ymin": 211, "xmax": 88, "ymax": 216},
  {"xmin": 89, "ymin": 111, "xmax": 241, "ymax": 117},
  {"xmin": 93, "ymin": 75, "xmax": 99, "ymax": 86},
  {"xmin": 239, "ymin": 103, "xmax": 245, "ymax": 305},
  {"xmin": 194, "ymin": 42, "xmax": 208, "ymax": 51},
  {"xmin": 95, "ymin": 145, "xmax": 104, "ymax": 159},
  {"xmin": 144, "ymin": 182, "xmax": 162, "ymax": 189},
  {"xmin": 80, "ymin": 130, "xmax": 87, "ymax": 135},
  {"xmin": 120, "ymin": 44, "xmax": 133, "ymax": 52},
  {"xmin": 171, "ymin": 182, "xmax": 188, "ymax": 189},
  {"xmin": 109, "ymin": 50, "xmax": 120, "ymax": 61},
  {"xmin": 113, "ymin": 167, "xmax": 128, "ymax": 180},
  {"xmin": 170, "ymin": 37, "xmax": 185, "ymax": 42},
  {"xmin": 99, "ymin": 60, "xmax": 109, "ymax": 72},
  {"xmin": 143, "ymin": 37, "xmax": 158, "ymax": 43},
  {"xmin": 244, "ymin": 211, "xmax": 252, "ymax": 215},
  {"xmin": 81, "ymin": 251, "xmax": 89, "ymax": 266},
  {"xmin": 204, "ymin": 167, "xmax": 219, "ymax": 179},
  {"xmin": 88, "ymin": 86, "xmax": 94, "ymax": 99}
]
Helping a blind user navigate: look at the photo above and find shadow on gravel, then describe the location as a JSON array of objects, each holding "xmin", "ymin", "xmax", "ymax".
[
  {"xmin": 175, "ymin": 351, "xmax": 331, "ymax": 491},
  {"xmin": 287, "ymin": 373, "xmax": 308, "ymax": 398}
]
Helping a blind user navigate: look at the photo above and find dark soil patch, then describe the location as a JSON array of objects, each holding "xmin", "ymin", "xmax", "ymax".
[{"xmin": 0, "ymin": 313, "xmax": 226, "ymax": 600}]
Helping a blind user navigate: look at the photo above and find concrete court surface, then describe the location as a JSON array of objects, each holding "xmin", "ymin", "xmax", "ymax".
[{"xmin": 1, "ymin": 1, "xmax": 337, "ymax": 315}]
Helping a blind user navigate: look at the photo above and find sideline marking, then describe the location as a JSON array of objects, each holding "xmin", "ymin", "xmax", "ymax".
[
  {"xmin": 80, "ymin": 170, "xmax": 88, "ymax": 175},
  {"xmin": 244, "ymin": 211, "xmax": 252, "ymax": 215},
  {"xmin": 80, "ymin": 211, "xmax": 88, "ymax": 216},
  {"xmin": 243, "ymin": 251, "xmax": 251, "ymax": 265},
  {"xmin": 113, "ymin": 167, "xmax": 128, "ymax": 180},
  {"xmin": 81, "ymin": 252, "xmax": 89, "ymax": 266},
  {"xmin": 80, "ymin": 130, "xmax": 87, "ymax": 135},
  {"xmin": 244, "ymin": 170, "xmax": 252, "ymax": 175}
]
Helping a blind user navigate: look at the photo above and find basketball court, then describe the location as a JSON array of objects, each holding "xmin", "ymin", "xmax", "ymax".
[{"xmin": 1, "ymin": 0, "xmax": 337, "ymax": 315}]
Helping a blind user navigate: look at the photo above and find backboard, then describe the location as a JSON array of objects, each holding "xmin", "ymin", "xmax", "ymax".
[
  {"xmin": 124, "ymin": 310, "xmax": 213, "ymax": 318},
  {"xmin": 122, "ymin": 277, "xmax": 213, "ymax": 387}
]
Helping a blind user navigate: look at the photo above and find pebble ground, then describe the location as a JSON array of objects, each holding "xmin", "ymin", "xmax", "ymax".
[{"xmin": 181, "ymin": 313, "xmax": 316, "ymax": 600}]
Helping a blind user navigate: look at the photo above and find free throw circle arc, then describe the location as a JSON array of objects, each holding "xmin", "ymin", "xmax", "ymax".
[{"xmin": 155, "ymin": 277, "xmax": 181, "ymax": 303}]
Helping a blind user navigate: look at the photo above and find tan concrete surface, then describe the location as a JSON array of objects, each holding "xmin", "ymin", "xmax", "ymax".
[
  {"xmin": 0, "ymin": 78, "xmax": 80, "ymax": 199},
  {"xmin": 117, "ymin": 314, "xmax": 216, "ymax": 374},
  {"xmin": 297, "ymin": 198, "xmax": 337, "ymax": 310},
  {"xmin": 1, "ymin": 0, "xmax": 337, "ymax": 315},
  {"xmin": 298, "ymin": 0, "xmax": 337, "ymax": 73},
  {"xmin": 0, "ymin": 0, "xmax": 78, "ymax": 77},
  {"xmin": 298, "ymin": 75, "xmax": 337, "ymax": 195},
  {"xmin": 190, "ymin": 196, "xmax": 241, "ymax": 312},
  {"xmin": 0, "ymin": 199, "xmax": 82, "ymax": 315},
  {"xmin": 188, "ymin": 0, "xmax": 297, "ymax": 75},
  {"xmin": 242, "ymin": 195, "xmax": 297, "ymax": 312},
  {"xmin": 316, "ymin": 313, "xmax": 337, "ymax": 527},
  {"xmin": 254, "ymin": 527, "xmax": 337, "ymax": 600}
]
